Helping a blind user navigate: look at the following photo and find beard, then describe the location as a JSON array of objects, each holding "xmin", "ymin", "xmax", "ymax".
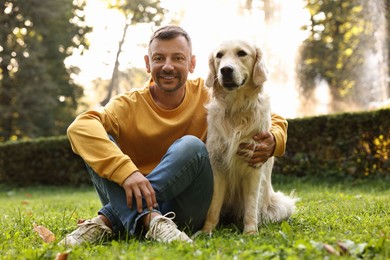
[{"xmin": 154, "ymin": 72, "xmax": 185, "ymax": 92}]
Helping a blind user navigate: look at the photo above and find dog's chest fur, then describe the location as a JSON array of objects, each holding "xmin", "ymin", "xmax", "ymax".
[{"xmin": 206, "ymin": 89, "xmax": 271, "ymax": 175}]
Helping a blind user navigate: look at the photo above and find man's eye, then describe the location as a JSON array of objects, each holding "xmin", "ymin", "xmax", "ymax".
[
  {"xmin": 216, "ymin": 52, "xmax": 223, "ymax": 59},
  {"xmin": 153, "ymin": 56, "xmax": 163, "ymax": 62},
  {"xmin": 237, "ymin": 50, "xmax": 247, "ymax": 57}
]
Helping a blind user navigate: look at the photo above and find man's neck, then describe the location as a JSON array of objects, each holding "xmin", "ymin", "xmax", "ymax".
[{"xmin": 150, "ymin": 85, "xmax": 186, "ymax": 110}]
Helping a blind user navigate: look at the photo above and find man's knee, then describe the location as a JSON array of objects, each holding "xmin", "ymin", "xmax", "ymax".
[{"xmin": 174, "ymin": 135, "xmax": 208, "ymax": 156}]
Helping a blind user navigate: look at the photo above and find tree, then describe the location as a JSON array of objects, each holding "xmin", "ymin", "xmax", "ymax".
[
  {"xmin": 100, "ymin": 0, "xmax": 167, "ymax": 105},
  {"xmin": 386, "ymin": 0, "xmax": 390, "ymax": 95},
  {"xmin": 297, "ymin": 0, "xmax": 388, "ymax": 114},
  {"xmin": 93, "ymin": 67, "xmax": 149, "ymax": 103},
  {"xmin": 0, "ymin": 0, "xmax": 90, "ymax": 141}
]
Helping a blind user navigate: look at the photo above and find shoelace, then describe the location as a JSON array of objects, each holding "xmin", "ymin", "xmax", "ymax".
[
  {"xmin": 74, "ymin": 220, "xmax": 111, "ymax": 240},
  {"xmin": 147, "ymin": 212, "xmax": 179, "ymax": 240}
]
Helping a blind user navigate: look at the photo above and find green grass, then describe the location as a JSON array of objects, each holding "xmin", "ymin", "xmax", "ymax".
[{"xmin": 0, "ymin": 177, "xmax": 389, "ymax": 259}]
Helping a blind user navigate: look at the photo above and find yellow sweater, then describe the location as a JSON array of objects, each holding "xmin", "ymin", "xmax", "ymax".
[{"xmin": 67, "ymin": 78, "xmax": 287, "ymax": 185}]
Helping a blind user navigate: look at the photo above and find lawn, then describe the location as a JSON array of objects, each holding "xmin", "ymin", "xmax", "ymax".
[{"xmin": 0, "ymin": 176, "xmax": 389, "ymax": 259}]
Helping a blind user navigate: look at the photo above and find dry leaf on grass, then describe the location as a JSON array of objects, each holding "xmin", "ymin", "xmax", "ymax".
[
  {"xmin": 323, "ymin": 243, "xmax": 340, "ymax": 256},
  {"xmin": 33, "ymin": 223, "xmax": 55, "ymax": 243},
  {"xmin": 337, "ymin": 241, "xmax": 349, "ymax": 254},
  {"xmin": 55, "ymin": 251, "xmax": 70, "ymax": 260}
]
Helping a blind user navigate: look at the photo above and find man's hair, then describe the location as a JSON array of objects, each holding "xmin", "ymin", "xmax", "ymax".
[{"xmin": 148, "ymin": 25, "xmax": 192, "ymax": 51}]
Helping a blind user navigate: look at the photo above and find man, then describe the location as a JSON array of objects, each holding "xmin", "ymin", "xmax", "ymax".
[{"xmin": 60, "ymin": 25, "xmax": 287, "ymax": 245}]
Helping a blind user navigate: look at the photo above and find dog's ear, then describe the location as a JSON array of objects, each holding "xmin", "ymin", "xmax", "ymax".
[
  {"xmin": 205, "ymin": 52, "xmax": 216, "ymax": 88},
  {"xmin": 252, "ymin": 47, "xmax": 268, "ymax": 86}
]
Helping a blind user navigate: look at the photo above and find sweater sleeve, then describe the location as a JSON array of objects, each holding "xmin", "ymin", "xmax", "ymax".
[
  {"xmin": 67, "ymin": 108, "xmax": 138, "ymax": 185},
  {"xmin": 270, "ymin": 113, "xmax": 288, "ymax": 157}
]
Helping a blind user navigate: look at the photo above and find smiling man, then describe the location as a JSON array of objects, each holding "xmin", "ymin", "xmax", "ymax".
[{"xmin": 59, "ymin": 25, "xmax": 287, "ymax": 246}]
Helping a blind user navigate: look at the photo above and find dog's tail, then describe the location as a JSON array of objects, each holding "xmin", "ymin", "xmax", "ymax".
[{"xmin": 259, "ymin": 189, "xmax": 299, "ymax": 224}]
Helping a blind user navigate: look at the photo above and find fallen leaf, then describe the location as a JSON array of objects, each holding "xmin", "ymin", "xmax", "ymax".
[
  {"xmin": 55, "ymin": 251, "xmax": 70, "ymax": 260},
  {"xmin": 33, "ymin": 223, "xmax": 55, "ymax": 243},
  {"xmin": 77, "ymin": 219, "xmax": 86, "ymax": 225},
  {"xmin": 337, "ymin": 241, "xmax": 349, "ymax": 254},
  {"xmin": 323, "ymin": 243, "xmax": 340, "ymax": 256}
]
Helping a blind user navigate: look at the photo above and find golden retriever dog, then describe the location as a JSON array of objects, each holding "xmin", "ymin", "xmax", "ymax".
[{"xmin": 202, "ymin": 40, "xmax": 297, "ymax": 234}]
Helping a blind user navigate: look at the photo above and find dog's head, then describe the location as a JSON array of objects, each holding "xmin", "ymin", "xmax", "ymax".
[{"xmin": 205, "ymin": 40, "xmax": 268, "ymax": 91}]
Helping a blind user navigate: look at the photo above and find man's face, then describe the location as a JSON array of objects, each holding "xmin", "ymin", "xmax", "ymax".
[{"xmin": 145, "ymin": 36, "xmax": 196, "ymax": 92}]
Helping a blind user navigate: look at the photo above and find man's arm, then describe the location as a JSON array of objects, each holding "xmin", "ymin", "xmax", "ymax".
[
  {"xmin": 67, "ymin": 110, "xmax": 157, "ymax": 211},
  {"xmin": 237, "ymin": 113, "xmax": 288, "ymax": 167},
  {"xmin": 67, "ymin": 109, "xmax": 138, "ymax": 185},
  {"xmin": 270, "ymin": 113, "xmax": 288, "ymax": 157}
]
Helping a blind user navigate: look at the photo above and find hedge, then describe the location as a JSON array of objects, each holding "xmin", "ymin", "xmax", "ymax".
[
  {"xmin": 0, "ymin": 136, "xmax": 88, "ymax": 186},
  {"xmin": 274, "ymin": 108, "xmax": 390, "ymax": 179},
  {"xmin": 0, "ymin": 109, "xmax": 389, "ymax": 186}
]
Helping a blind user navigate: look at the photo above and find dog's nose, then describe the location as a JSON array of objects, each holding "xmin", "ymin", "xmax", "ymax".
[{"xmin": 220, "ymin": 66, "xmax": 234, "ymax": 77}]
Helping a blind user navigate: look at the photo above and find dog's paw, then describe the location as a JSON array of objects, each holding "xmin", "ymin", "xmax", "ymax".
[
  {"xmin": 243, "ymin": 225, "xmax": 258, "ymax": 235},
  {"xmin": 243, "ymin": 229, "xmax": 258, "ymax": 235}
]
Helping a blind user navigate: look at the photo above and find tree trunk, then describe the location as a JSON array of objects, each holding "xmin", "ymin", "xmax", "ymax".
[{"xmin": 100, "ymin": 16, "xmax": 131, "ymax": 106}]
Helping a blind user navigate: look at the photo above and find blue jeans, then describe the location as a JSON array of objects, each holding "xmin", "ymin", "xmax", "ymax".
[{"xmin": 85, "ymin": 135, "xmax": 213, "ymax": 237}]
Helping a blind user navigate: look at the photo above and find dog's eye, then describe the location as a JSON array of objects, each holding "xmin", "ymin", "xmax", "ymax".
[
  {"xmin": 216, "ymin": 52, "xmax": 223, "ymax": 59},
  {"xmin": 237, "ymin": 50, "xmax": 247, "ymax": 57}
]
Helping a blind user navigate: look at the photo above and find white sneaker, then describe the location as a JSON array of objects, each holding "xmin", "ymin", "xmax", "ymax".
[
  {"xmin": 58, "ymin": 216, "xmax": 112, "ymax": 246},
  {"xmin": 145, "ymin": 212, "xmax": 193, "ymax": 243}
]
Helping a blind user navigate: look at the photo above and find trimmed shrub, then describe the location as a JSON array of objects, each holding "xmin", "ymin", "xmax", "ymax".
[
  {"xmin": 0, "ymin": 136, "xmax": 88, "ymax": 186},
  {"xmin": 274, "ymin": 108, "xmax": 390, "ymax": 179},
  {"xmin": 0, "ymin": 109, "xmax": 389, "ymax": 186}
]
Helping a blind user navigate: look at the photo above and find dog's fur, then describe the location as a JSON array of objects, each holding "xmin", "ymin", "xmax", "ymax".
[{"xmin": 202, "ymin": 40, "xmax": 297, "ymax": 234}]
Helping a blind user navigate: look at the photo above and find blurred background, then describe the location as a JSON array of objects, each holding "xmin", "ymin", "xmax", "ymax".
[{"xmin": 1, "ymin": 0, "xmax": 389, "ymax": 141}]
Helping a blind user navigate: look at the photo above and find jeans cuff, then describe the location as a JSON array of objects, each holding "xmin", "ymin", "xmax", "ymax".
[
  {"xmin": 98, "ymin": 207, "xmax": 122, "ymax": 235},
  {"xmin": 132, "ymin": 209, "xmax": 161, "ymax": 235}
]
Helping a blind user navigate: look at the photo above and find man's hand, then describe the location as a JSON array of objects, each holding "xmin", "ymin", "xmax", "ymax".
[
  {"xmin": 122, "ymin": 171, "xmax": 157, "ymax": 213},
  {"xmin": 237, "ymin": 131, "xmax": 276, "ymax": 167}
]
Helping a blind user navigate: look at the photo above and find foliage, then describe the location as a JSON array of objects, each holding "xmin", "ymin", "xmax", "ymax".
[
  {"xmin": 93, "ymin": 67, "xmax": 149, "ymax": 103},
  {"xmin": 274, "ymin": 108, "xmax": 390, "ymax": 179},
  {"xmin": 99, "ymin": 0, "xmax": 167, "ymax": 105},
  {"xmin": 0, "ymin": 109, "xmax": 388, "ymax": 186},
  {"xmin": 386, "ymin": 0, "xmax": 390, "ymax": 93},
  {"xmin": 0, "ymin": 136, "xmax": 89, "ymax": 186},
  {"xmin": 107, "ymin": 0, "xmax": 167, "ymax": 24},
  {"xmin": 0, "ymin": 178, "xmax": 389, "ymax": 259},
  {"xmin": 0, "ymin": 0, "xmax": 91, "ymax": 141},
  {"xmin": 297, "ymin": 0, "xmax": 388, "ymax": 113}
]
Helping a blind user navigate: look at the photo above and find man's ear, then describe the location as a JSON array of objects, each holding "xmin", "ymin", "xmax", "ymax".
[
  {"xmin": 189, "ymin": 55, "xmax": 196, "ymax": 73},
  {"xmin": 144, "ymin": 55, "xmax": 151, "ymax": 73},
  {"xmin": 205, "ymin": 53, "xmax": 216, "ymax": 88},
  {"xmin": 252, "ymin": 47, "xmax": 268, "ymax": 86}
]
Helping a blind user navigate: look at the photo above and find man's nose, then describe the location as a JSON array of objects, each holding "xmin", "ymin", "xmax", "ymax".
[{"xmin": 162, "ymin": 58, "xmax": 174, "ymax": 71}]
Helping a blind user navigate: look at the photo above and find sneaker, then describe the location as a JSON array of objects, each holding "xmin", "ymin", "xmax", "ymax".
[
  {"xmin": 145, "ymin": 212, "xmax": 193, "ymax": 243},
  {"xmin": 58, "ymin": 216, "xmax": 113, "ymax": 246}
]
